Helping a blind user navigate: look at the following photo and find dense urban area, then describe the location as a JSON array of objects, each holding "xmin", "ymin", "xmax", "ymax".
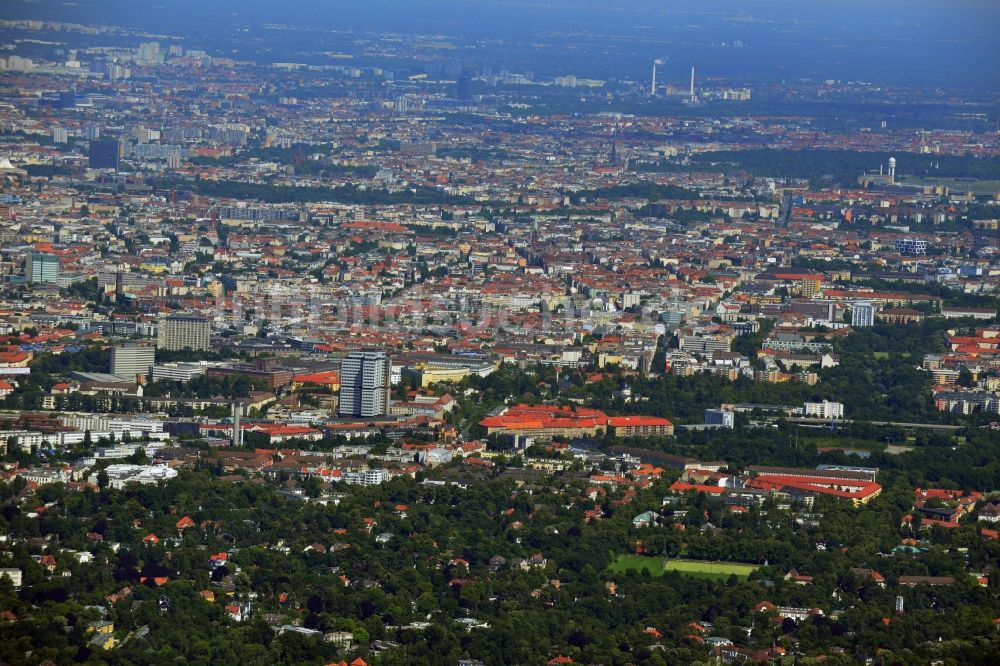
[{"xmin": 1, "ymin": 1, "xmax": 1000, "ymax": 664}]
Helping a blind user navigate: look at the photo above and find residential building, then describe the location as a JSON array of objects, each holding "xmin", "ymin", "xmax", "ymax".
[
  {"xmin": 339, "ymin": 351, "xmax": 392, "ymax": 417},
  {"xmin": 607, "ymin": 415, "xmax": 674, "ymax": 437},
  {"xmin": 851, "ymin": 302, "xmax": 875, "ymax": 328},
  {"xmin": 110, "ymin": 344, "xmax": 155, "ymax": 380},
  {"xmin": 802, "ymin": 400, "xmax": 844, "ymax": 420},
  {"xmin": 157, "ymin": 315, "xmax": 210, "ymax": 351},
  {"xmin": 0, "ymin": 568, "xmax": 23, "ymax": 589}
]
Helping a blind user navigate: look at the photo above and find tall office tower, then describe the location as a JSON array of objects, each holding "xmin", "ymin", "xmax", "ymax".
[
  {"xmin": 157, "ymin": 314, "xmax": 211, "ymax": 351},
  {"xmin": 25, "ymin": 253, "xmax": 59, "ymax": 284},
  {"xmin": 456, "ymin": 72, "xmax": 474, "ymax": 101},
  {"xmin": 339, "ymin": 351, "xmax": 391, "ymax": 418},
  {"xmin": 851, "ymin": 302, "xmax": 875, "ymax": 328},
  {"xmin": 88, "ymin": 139, "xmax": 122, "ymax": 170},
  {"xmin": 110, "ymin": 344, "xmax": 155, "ymax": 380}
]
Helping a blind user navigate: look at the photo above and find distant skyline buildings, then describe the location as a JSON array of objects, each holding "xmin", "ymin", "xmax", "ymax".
[{"xmin": 1, "ymin": 1, "xmax": 995, "ymax": 91}]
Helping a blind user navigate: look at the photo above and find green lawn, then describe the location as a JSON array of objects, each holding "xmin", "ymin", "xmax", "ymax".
[
  {"xmin": 873, "ymin": 352, "xmax": 910, "ymax": 359},
  {"xmin": 664, "ymin": 558, "xmax": 758, "ymax": 580},
  {"xmin": 609, "ymin": 555, "xmax": 758, "ymax": 580},
  {"xmin": 608, "ymin": 554, "xmax": 665, "ymax": 576}
]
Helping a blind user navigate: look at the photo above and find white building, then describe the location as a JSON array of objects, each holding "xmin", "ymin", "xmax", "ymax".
[
  {"xmin": 151, "ymin": 362, "xmax": 209, "ymax": 382},
  {"xmin": 418, "ymin": 448, "xmax": 453, "ymax": 466},
  {"xmin": 803, "ymin": 400, "xmax": 845, "ymax": 420},
  {"xmin": 851, "ymin": 302, "xmax": 875, "ymax": 328},
  {"xmin": 339, "ymin": 351, "xmax": 391, "ymax": 417},
  {"xmin": 157, "ymin": 314, "xmax": 210, "ymax": 351},
  {"xmin": 104, "ymin": 464, "xmax": 178, "ymax": 489},
  {"xmin": 704, "ymin": 409, "xmax": 736, "ymax": 428},
  {"xmin": 0, "ymin": 568, "xmax": 22, "ymax": 588},
  {"xmin": 110, "ymin": 344, "xmax": 155, "ymax": 380},
  {"xmin": 341, "ymin": 469, "xmax": 389, "ymax": 486}
]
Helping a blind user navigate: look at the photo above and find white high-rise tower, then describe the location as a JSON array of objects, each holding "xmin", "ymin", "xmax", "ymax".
[{"xmin": 339, "ymin": 351, "xmax": 392, "ymax": 418}]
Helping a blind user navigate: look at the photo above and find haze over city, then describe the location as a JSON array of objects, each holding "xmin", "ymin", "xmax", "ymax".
[{"xmin": 0, "ymin": 0, "xmax": 999, "ymax": 664}]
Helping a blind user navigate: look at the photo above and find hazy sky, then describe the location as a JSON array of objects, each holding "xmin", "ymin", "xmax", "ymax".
[{"xmin": 2, "ymin": 0, "xmax": 998, "ymax": 89}]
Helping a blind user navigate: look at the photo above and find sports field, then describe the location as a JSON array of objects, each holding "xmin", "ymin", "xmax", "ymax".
[
  {"xmin": 609, "ymin": 555, "xmax": 757, "ymax": 580},
  {"xmin": 664, "ymin": 558, "xmax": 757, "ymax": 580}
]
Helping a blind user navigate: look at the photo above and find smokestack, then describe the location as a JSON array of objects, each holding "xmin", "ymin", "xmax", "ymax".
[
  {"xmin": 690, "ymin": 66, "xmax": 695, "ymax": 101},
  {"xmin": 232, "ymin": 401, "xmax": 241, "ymax": 448},
  {"xmin": 651, "ymin": 61, "xmax": 657, "ymax": 96}
]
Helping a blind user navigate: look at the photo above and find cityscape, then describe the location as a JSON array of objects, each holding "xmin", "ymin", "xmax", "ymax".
[{"xmin": 1, "ymin": 0, "xmax": 1000, "ymax": 664}]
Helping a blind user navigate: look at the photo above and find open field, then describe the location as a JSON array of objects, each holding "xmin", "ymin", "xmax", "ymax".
[
  {"xmin": 609, "ymin": 554, "xmax": 665, "ymax": 576},
  {"xmin": 904, "ymin": 177, "xmax": 1000, "ymax": 195},
  {"xmin": 609, "ymin": 555, "xmax": 758, "ymax": 580},
  {"xmin": 665, "ymin": 559, "xmax": 758, "ymax": 580}
]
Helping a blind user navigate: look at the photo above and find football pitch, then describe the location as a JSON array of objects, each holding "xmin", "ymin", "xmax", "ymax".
[{"xmin": 609, "ymin": 555, "xmax": 757, "ymax": 580}]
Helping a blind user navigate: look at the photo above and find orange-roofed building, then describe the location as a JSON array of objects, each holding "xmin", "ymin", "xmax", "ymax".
[
  {"xmin": 479, "ymin": 404, "xmax": 608, "ymax": 439},
  {"xmin": 292, "ymin": 370, "xmax": 340, "ymax": 390},
  {"xmin": 0, "ymin": 350, "xmax": 31, "ymax": 367},
  {"xmin": 607, "ymin": 415, "xmax": 674, "ymax": 437}
]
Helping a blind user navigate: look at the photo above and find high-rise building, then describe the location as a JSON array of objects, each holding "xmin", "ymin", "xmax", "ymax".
[
  {"xmin": 339, "ymin": 351, "xmax": 391, "ymax": 418},
  {"xmin": 456, "ymin": 72, "xmax": 474, "ymax": 101},
  {"xmin": 52, "ymin": 128, "xmax": 68, "ymax": 144},
  {"xmin": 157, "ymin": 315, "xmax": 210, "ymax": 351},
  {"xmin": 137, "ymin": 42, "xmax": 161, "ymax": 65},
  {"xmin": 25, "ymin": 253, "xmax": 59, "ymax": 284},
  {"xmin": 110, "ymin": 344, "xmax": 155, "ymax": 380},
  {"xmin": 88, "ymin": 139, "xmax": 122, "ymax": 170},
  {"xmin": 852, "ymin": 302, "xmax": 875, "ymax": 328}
]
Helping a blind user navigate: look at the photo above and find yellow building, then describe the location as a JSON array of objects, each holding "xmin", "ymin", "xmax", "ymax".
[{"xmin": 798, "ymin": 277, "xmax": 822, "ymax": 297}]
